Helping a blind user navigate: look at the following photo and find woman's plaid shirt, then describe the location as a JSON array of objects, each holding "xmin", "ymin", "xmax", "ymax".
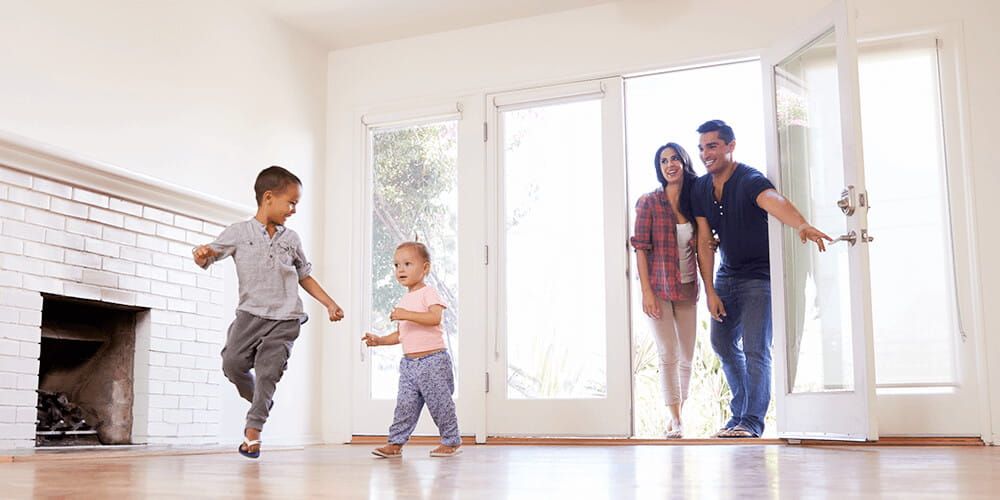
[{"xmin": 630, "ymin": 188, "xmax": 699, "ymax": 302}]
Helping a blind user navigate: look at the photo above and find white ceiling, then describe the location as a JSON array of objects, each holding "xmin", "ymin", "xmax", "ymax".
[{"xmin": 249, "ymin": 0, "xmax": 613, "ymax": 50}]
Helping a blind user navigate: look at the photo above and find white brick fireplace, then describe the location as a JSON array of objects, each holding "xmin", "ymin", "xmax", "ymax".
[{"xmin": 0, "ymin": 132, "xmax": 251, "ymax": 450}]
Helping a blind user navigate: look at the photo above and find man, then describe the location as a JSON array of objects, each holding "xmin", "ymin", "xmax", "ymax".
[{"xmin": 692, "ymin": 119, "xmax": 831, "ymax": 438}]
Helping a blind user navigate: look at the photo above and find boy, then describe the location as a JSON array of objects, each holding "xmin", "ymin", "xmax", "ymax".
[{"xmin": 193, "ymin": 165, "xmax": 344, "ymax": 458}]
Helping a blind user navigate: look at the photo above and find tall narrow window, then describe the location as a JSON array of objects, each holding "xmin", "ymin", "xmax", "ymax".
[{"xmin": 858, "ymin": 38, "xmax": 959, "ymax": 389}]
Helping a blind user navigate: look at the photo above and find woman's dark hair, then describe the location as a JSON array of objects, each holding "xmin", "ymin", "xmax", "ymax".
[{"xmin": 653, "ymin": 142, "xmax": 698, "ymax": 220}]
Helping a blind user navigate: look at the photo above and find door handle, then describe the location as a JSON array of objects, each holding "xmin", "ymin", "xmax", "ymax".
[
  {"xmin": 830, "ymin": 230, "xmax": 857, "ymax": 246},
  {"xmin": 829, "ymin": 229, "xmax": 875, "ymax": 247}
]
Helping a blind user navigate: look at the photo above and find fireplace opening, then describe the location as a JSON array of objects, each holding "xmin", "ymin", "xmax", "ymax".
[{"xmin": 37, "ymin": 295, "xmax": 146, "ymax": 447}]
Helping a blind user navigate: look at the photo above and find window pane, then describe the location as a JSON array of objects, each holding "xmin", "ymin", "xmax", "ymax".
[
  {"xmin": 859, "ymin": 40, "xmax": 958, "ymax": 387},
  {"xmin": 502, "ymin": 99, "xmax": 607, "ymax": 399},
  {"xmin": 370, "ymin": 121, "xmax": 459, "ymax": 399}
]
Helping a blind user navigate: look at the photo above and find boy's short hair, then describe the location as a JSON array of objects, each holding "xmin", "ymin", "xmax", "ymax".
[
  {"xmin": 697, "ymin": 119, "xmax": 736, "ymax": 144},
  {"xmin": 396, "ymin": 241, "xmax": 431, "ymax": 262},
  {"xmin": 254, "ymin": 166, "xmax": 302, "ymax": 205}
]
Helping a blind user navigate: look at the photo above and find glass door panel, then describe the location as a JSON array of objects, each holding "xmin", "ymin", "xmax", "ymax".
[
  {"xmin": 502, "ymin": 100, "xmax": 608, "ymax": 400},
  {"xmin": 368, "ymin": 120, "xmax": 460, "ymax": 400},
  {"xmin": 486, "ymin": 79, "xmax": 630, "ymax": 436},
  {"xmin": 775, "ymin": 30, "xmax": 856, "ymax": 394}
]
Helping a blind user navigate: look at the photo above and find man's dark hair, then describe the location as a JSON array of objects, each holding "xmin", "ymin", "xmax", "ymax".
[
  {"xmin": 254, "ymin": 166, "xmax": 302, "ymax": 205},
  {"xmin": 697, "ymin": 119, "xmax": 736, "ymax": 144}
]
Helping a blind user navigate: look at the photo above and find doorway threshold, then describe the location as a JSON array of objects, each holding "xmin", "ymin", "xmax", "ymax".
[
  {"xmin": 351, "ymin": 435, "xmax": 783, "ymax": 446},
  {"xmin": 350, "ymin": 435, "xmax": 984, "ymax": 446}
]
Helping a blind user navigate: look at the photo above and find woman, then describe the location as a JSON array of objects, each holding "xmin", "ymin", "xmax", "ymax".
[{"xmin": 630, "ymin": 142, "xmax": 701, "ymax": 438}]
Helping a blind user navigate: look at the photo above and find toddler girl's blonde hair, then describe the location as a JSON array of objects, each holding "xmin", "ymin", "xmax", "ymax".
[{"xmin": 396, "ymin": 241, "xmax": 431, "ymax": 262}]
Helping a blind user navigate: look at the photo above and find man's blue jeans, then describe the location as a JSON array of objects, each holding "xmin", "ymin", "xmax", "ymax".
[{"xmin": 710, "ymin": 276, "xmax": 773, "ymax": 436}]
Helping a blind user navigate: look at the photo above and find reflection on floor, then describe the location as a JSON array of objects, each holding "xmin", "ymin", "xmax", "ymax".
[{"xmin": 2, "ymin": 443, "xmax": 999, "ymax": 498}]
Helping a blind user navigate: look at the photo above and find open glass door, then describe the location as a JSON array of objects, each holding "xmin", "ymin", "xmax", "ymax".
[
  {"xmin": 485, "ymin": 78, "xmax": 631, "ymax": 436},
  {"xmin": 762, "ymin": 0, "xmax": 879, "ymax": 441}
]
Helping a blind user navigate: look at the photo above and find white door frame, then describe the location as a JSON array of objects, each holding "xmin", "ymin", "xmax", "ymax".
[
  {"xmin": 484, "ymin": 78, "xmax": 632, "ymax": 437},
  {"xmin": 929, "ymin": 23, "xmax": 994, "ymax": 442},
  {"xmin": 350, "ymin": 96, "xmax": 487, "ymax": 442}
]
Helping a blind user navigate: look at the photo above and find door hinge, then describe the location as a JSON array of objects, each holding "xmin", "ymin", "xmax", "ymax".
[
  {"xmin": 483, "ymin": 121, "xmax": 488, "ymax": 142},
  {"xmin": 485, "ymin": 372, "xmax": 490, "ymax": 393},
  {"xmin": 484, "ymin": 244, "xmax": 489, "ymax": 266}
]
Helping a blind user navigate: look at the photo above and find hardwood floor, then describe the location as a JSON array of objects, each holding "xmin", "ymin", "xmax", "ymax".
[{"xmin": 2, "ymin": 443, "xmax": 998, "ymax": 498}]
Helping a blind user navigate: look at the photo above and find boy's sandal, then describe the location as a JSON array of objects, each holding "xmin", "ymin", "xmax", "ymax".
[
  {"xmin": 718, "ymin": 426, "xmax": 758, "ymax": 438},
  {"xmin": 664, "ymin": 428, "xmax": 683, "ymax": 439},
  {"xmin": 238, "ymin": 437, "xmax": 261, "ymax": 459},
  {"xmin": 429, "ymin": 445, "xmax": 462, "ymax": 457},
  {"xmin": 372, "ymin": 445, "xmax": 403, "ymax": 458}
]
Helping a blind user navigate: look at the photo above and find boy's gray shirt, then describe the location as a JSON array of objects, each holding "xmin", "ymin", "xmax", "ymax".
[{"xmin": 200, "ymin": 218, "xmax": 312, "ymax": 322}]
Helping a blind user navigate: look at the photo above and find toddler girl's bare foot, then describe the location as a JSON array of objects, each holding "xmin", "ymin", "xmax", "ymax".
[
  {"xmin": 429, "ymin": 444, "xmax": 462, "ymax": 457},
  {"xmin": 372, "ymin": 443, "xmax": 403, "ymax": 458}
]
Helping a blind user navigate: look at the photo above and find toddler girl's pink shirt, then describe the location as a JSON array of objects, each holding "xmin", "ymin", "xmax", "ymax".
[{"xmin": 397, "ymin": 285, "xmax": 448, "ymax": 354}]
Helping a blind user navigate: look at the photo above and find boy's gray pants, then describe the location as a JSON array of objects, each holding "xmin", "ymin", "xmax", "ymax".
[{"xmin": 221, "ymin": 311, "xmax": 300, "ymax": 430}]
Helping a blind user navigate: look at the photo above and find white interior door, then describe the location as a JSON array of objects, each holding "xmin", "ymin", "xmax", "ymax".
[
  {"xmin": 763, "ymin": 0, "xmax": 879, "ymax": 441},
  {"xmin": 352, "ymin": 97, "xmax": 486, "ymax": 440},
  {"xmin": 485, "ymin": 78, "xmax": 631, "ymax": 437}
]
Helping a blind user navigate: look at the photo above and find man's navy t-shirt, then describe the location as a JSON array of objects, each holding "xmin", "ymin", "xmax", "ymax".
[{"xmin": 692, "ymin": 163, "xmax": 775, "ymax": 280}]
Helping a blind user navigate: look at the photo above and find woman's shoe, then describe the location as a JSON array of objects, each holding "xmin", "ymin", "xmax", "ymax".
[{"xmin": 664, "ymin": 420, "xmax": 683, "ymax": 439}]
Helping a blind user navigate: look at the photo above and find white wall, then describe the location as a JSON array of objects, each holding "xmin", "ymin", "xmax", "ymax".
[
  {"xmin": 0, "ymin": 0, "xmax": 328, "ymax": 208},
  {"xmin": 323, "ymin": 0, "xmax": 1000, "ymax": 442},
  {"xmin": 0, "ymin": 0, "xmax": 329, "ymax": 446}
]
